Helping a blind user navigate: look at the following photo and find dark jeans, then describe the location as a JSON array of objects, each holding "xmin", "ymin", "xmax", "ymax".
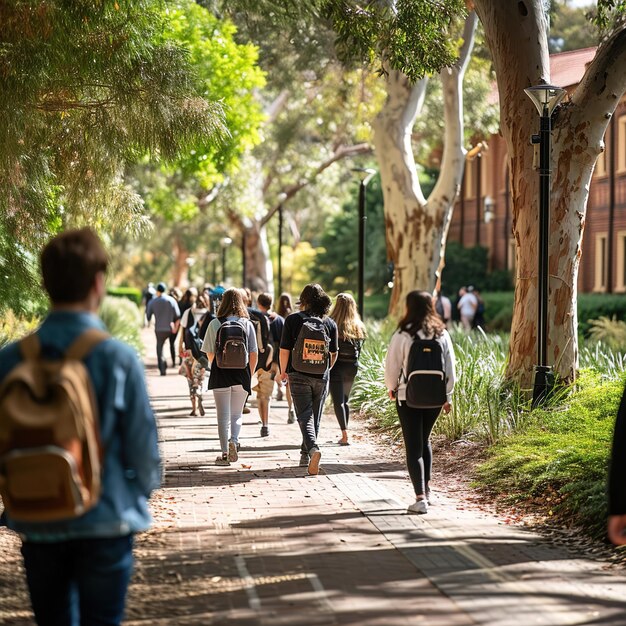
[
  {"xmin": 288, "ymin": 372, "xmax": 329, "ymax": 454},
  {"xmin": 21, "ymin": 534, "xmax": 134, "ymax": 626},
  {"xmin": 155, "ymin": 330, "xmax": 170, "ymax": 375},
  {"xmin": 396, "ymin": 401, "xmax": 441, "ymax": 497},
  {"xmin": 329, "ymin": 361, "xmax": 358, "ymax": 431},
  {"xmin": 168, "ymin": 331, "xmax": 177, "ymax": 365}
]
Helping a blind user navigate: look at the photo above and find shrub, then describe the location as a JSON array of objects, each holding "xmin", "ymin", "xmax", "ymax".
[
  {"xmin": 578, "ymin": 294, "xmax": 626, "ymax": 336},
  {"xmin": 99, "ymin": 296, "xmax": 143, "ymax": 354},
  {"xmin": 474, "ymin": 372, "xmax": 624, "ymax": 538},
  {"xmin": 587, "ymin": 316, "xmax": 626, "ymax": 351},
  {"xmin": 107, "ymin": 286, "xmax": 143, "ymax": 307},
  {"xmin": 0, "ymin": 311, "xmax": 40, "ymax": 347}
]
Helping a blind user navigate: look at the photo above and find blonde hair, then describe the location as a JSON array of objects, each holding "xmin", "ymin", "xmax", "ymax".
[
  {"xmin": 330, "ymin": 293, "xmax": 366, "ymax": 340},
  {"xmin": 217, "ymin": 288, "xmax": 249, "ymax": 319}
]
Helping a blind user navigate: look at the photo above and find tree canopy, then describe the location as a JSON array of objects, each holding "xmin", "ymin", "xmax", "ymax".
[{"xmin": 0, "ymin": 0, "xmax": 227, "ymax": 313}]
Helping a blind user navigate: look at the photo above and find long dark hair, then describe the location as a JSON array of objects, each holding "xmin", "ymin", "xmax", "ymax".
[{"xmin": 398, "ymin": 290, "xmax": 445, "ymax": 338}]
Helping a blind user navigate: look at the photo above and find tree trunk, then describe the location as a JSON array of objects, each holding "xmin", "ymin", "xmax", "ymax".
[
  {"xmin": 374, "ymin": 14, "xmax": 476, "ymax": 318},
  {"xmin": 171, "ymin": 232, "xmax": 189, "ymax": 288},
  {"xmin": 243, "ymin": 218, "xmax": 274, "ymax": 294},
  {"xmin": 475, "ymin": 0, "xmax": 626, "ymax": 386}
]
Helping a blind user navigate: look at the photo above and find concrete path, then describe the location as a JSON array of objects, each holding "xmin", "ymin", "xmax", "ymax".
[{"xmin": 2, "ymin": 328, "xmax": 626, "ymax": 625}]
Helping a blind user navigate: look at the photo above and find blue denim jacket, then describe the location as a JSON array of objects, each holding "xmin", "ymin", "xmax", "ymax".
[{"xmin": 0, "ymin": 311, "xmax": 161, "ymax": 541}]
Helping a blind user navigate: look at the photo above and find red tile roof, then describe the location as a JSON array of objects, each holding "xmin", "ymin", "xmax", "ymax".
[{"xmin": 550, "ymin": 47, "xmax": 597, "ymax": 88}]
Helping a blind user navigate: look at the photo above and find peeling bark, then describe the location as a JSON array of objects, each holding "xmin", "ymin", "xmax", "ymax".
[
  {"xmin": 374, "ymin": 13, "xmax": 477, "ymax": 318},
  {"xmin": 474, "ymin": 0, "xmax": 626, "ymax": 386}
]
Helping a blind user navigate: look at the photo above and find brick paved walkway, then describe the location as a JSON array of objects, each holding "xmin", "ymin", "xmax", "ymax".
[
  {"xmin": 2, "ymin": 328, "xmax": 626, "ymax": 625},
  {"xmin": 127, "ymin": 329, "xmax": 626, "ymax": 626}
]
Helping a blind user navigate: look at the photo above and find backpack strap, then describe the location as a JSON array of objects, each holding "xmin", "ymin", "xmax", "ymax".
[
  {"xmin": 65, "ymin": 329, "xmax": 110, "ymax": 361},
  {"xmin": 19, "ymin": 333, "xmax": 41, "ymax": 361}
]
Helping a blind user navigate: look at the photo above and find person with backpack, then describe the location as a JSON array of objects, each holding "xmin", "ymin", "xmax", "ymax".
[
  {"xmin": 608, "ymin": 384, "xmax": 626, "ymax": 545},
  {"xmin": 0, "ymin": 228, "xmax": 161, "ymax": 626},
  {"xmin": 384, "ymin": 290, "xmax": 456, "ymax": 515},
  {"xmin": 255, "ymin": 292, "xmax": 282, "ymax": 437},
  {"xmin": 178, "ymin": 292, "xmax": 210, "ymax": 417},
  {"xmin": 278, "ymin": 284, "xmax": 338, "ymax": 475},
  {"xmin": 201, "ymin": 288, "xmax": 258, "ymax": 466},
  {"xmin": 329, "ymin": 293, "xmax": 366, "ymax": 446},
  {"xmin": 275, "ymin": 292, "xmax": 296, "ymax": 422},
  {"xmin": 241, "ymin": 288, "xmax": 274, "ymax": 431}
]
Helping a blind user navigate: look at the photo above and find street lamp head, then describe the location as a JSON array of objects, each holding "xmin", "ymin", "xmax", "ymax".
[
  {"xmin": 220, "ymin": 236, "xmax": 232, "ymax": 248},
  {"xmin": 524, "ymin": 84, "xmax": 567, "ymax": 117},
  {"xmin": 483, "ymin": 196, "xmax": 495, "ymax": 224},
  {"xmin": 352, "ymin": 167, "xmax": 377, "ymax": 186}
]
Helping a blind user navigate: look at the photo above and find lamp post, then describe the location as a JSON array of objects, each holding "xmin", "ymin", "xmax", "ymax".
[
  {"xmin": 276, "ymin": 193, "xmax": 287, "ymax": 297},
  {"xmin": 220, "ymin": 237, "xmax": 232, "ymax": 285},
  {"xmin": 352, "ymin": 168, "xmax": 377, "ymax": 319},
  {"xmin": 524, "ymin": 84, "xmax": 566, "ymax": 407}
]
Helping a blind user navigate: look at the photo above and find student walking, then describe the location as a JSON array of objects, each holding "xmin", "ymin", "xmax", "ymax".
[
  {"xmin": 384, "ymin": 290, "xmax": 456, "ymax": 515},
  {"xmin": 276, "ymin": 292, "xmax": 296, "ymax": 421},
  {"xmin": 178, "ymin": 293, "xmax": 209, "ymax": 417},
  {"xmin": 146, "ymin": 282, "xmax": 180, "ymax": 375},
  {"xmin": 329, "ymin": 293, "xmax": 366, "ymax": 446},
  {"xmin": 201, "ymin": 288, "xmax": 258, "ymax": 466},
  {"xmin": 278, "ymin": 284, "xmax": 338, "ymax": 475},
  {"xmin": 0, "ymin": 228, "xmax": 160, "ymax": 626}
]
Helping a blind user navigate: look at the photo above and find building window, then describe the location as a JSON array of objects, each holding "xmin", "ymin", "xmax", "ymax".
[
  {"xmin": 594, "ymin": 232, "xmax": 608, "ymax": 292},
  {"xmin": 618, "ymin": 116, "xmax": 626, "ymax": 172},
  {"xmin": 595, "ymin": 148, "xmax": 607, "ymax": 177},
  {"xmin": 616, "ymin": 231, "xmax": 626, "ymax": 293},
  {"xmin": 464, "ymin": 159, "xmax": 475, "ymax": 199},
  {"xmin": 507, "ymin": 238, "xmax": 516, "ymax": 273}
]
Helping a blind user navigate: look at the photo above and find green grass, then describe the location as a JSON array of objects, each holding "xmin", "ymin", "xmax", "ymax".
[{"xmin": 474, "ymin": 371, "xmax": 623, "ymax": 538}]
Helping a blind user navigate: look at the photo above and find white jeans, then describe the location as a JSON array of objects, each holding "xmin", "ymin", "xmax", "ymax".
[{"xmin": 212, "ymin": 385, "xmax": 248, "ymax": 453}]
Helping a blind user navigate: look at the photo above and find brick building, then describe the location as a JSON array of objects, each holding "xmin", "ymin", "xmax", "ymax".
[{"xmin": 448, "ymin": 47, "xmax": 626, "ymax": 293}]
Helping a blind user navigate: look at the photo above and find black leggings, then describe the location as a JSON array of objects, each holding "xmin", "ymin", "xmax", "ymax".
[
  {"xmin": 329, "ymin": 361, "xmax": 358, "ymax": 431},
  {"xmin": 396, "ymin": 402, "xmax": 441, "ymax": 497}
]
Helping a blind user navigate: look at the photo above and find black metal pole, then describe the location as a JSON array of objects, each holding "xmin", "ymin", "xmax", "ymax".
[
  {"xmin": 358, "ymin": 181, "xmax": 366, "ymax": 320},
  {"xmin": 221, "ymin": 247, "xmax": 226, "ymax": 284},
  {"xmin": 278, "ymin": 203, "xmax": 283, "ymax": 296},
  {"xmin": 607, "ymin": 113, "xmax": 616, "ymax": 293},
  {"xmin": 242, "ymin": 231, "xmax": 247, "ymax": 289},
  {"xmin": 532, "ymin": 107, "xmax": 553, "ymax": 407}
]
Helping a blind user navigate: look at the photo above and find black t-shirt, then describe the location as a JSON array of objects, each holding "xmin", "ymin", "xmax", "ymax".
[
  {"xmin": 280, "ymin": 311, "xmax": 338, "ymax": 380},
  {"xmin": 269, "ymin": 313, "xmax": 284, "ymax": 365}
]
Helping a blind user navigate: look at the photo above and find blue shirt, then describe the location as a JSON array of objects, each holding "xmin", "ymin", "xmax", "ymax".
[{"xmin": 0, "ymin": 311, "xmax": 161, "ymax": 541}]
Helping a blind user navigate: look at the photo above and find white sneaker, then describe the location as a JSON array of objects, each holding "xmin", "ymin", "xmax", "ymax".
[
  {"xmin": 228, "ymin": 441, "xmax": 238, "ymax": 463},
  {"xmin": 407, "ymin": 499, "xmax": 428, "ymax": 514}
]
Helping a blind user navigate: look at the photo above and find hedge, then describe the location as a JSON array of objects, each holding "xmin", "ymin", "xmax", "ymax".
[{"xmin": 107, "ymin": 287, "xmax": 142, "ymax": 307}]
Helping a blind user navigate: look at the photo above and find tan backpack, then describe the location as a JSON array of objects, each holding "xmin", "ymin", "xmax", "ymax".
[{"xmin": 0, "ymin": 329, "xmax": 109, "ymax": 522}]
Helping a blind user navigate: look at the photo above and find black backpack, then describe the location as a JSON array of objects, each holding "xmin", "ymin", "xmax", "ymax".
[
  {"xmin": 248, "ymin": 308, "xmax": 273, "ymax": 368},
  {"xmin": 215, "ymin": 317, "xmax": 249, "ymax": 369},
  {"xmin": 184, "ymin": 313, "xmax": 209, "ymax": 368},
  {"xmin": 291, "ymin": 313, "xmax": 330, "ymax": 375},
  {"xmin": 337, "ymin": 338, "xmax": 361, "ymax": 363},
  {"xmin": 404, "ymin": 334, "xmax": 447, "ymax": 409}
]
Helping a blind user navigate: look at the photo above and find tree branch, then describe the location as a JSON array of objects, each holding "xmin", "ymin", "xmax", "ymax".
[
  {"xmin": 260, "ymin": 142, "xmax": 372, "ymax": 227},
  {"xmin": 571, "ymin": 28, "xmax": 626, "ymax": 122}
]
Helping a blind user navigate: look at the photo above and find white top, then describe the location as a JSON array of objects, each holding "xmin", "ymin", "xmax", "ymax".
[
  {"xmin": 384, "ymin": 328, "xmax": 456, "ymax": 403},
  {"xmin": 458, "ymin": 292, "xmax": 478, "ymax": 317}
]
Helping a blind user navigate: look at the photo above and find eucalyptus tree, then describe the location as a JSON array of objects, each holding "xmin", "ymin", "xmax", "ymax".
[
  {"xmin": 0, "ymin": 0, "xmax": 226, "ymax": 313},
  {"xmin": 471, "ymin": 1, "xmax": 626, "ymax": 385}
]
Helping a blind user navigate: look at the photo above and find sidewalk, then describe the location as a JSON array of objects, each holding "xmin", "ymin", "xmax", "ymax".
[
  {"xmin": 1, "ymin": 328, "xmax": 626, "ymax": 625},
  {"xmin": 128, "ymin": 329, "xmax": 626, "ymax": 626}
]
